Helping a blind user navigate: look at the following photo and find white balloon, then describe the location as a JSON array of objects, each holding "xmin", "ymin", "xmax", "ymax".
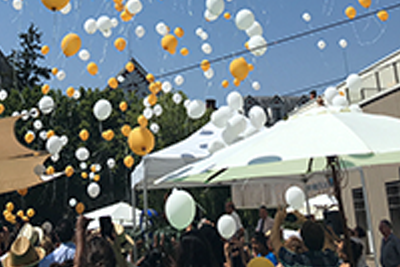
[
  {"xmin": 200, "ymin": 31, "xmax": 209, "ymax": 41},
  {"xmin": 12, "ymin": 111, "xmax": 20, "ymax": 117},
  {"xmin": 87, "ymin": 182, "xmax": 101, "ymax": 199},
  {"xmin": 150, "ymin": 123, "xmax": 160, "ymax": 134},
  {"xmin": 211, "ymin": 106, "xmax": 232, "ymax": 128},
  {"xmin": 143, "ymin": 96, "xmax": 151, "ymax": 107},
  {"xmin": 252, "ymin": 81, "xmax": 261, "ymax": 90},
  {"xmin": 78, "ymin": 49, "xmax": 90, "ymax": 61},
  {"xmin": 332, "ymin": 95, "xmax": 348, "ymax": 107},
  {"xmin": 117, "ymin": 75, "xmax": 125, "ymax": 83},
  {"xmin": 206, "ymin": 0, "xmax": 224, "ymax": 16},
  {"xmin": 60, "ymin": 135, "xmax": 68, "ymax": 146},
  {"xmin": 21, "ymin": 110, "xmax": 29, "ymax": 121},
  {"xmin": 60, "ymin": 2, "xmax": 71, "ymax": 14},
  {"xmin": 317, "ymin": 40, "xmax": 326, "ymax": 50},
  {"xmin": 235, "ymin": 9, "xmax": 255, "ymax": 30},
  {"xmin": 285, "ymin": 186, "xmax": 305, "ymax": 210},
  {"xmin": 89, "ymin": 172, "xmax": 95, "ymax": 179},
  {"xmin": 39, "ymin": 130, "xmax": 47, "ymax": 141},
  {"xmin": 174, "ymin": 75, "xmax": 184, "ymax": 86},
  {"xmin": 207, "ymin": 139, "xmax": 226, "ymax": 154},
  {"xmin": 204, "ymin": 9, "xmax": 218, "ymax": 22},
  {"xmin": 56, "ymin": 70, "xmax": 66, "ymax": 81},
  {"xmin": 135, "ymin": 25, "xmax": 145, "ymax": 38},
  {"xmin": 95, "ymin": 164, "xmax": 102, "ymax": 172},
  {"xmin": 75, "ymin": 147, "xmax": 90, "ymax": 161},
  {"xmin": 346, "ymin": 73, "xmax": 362, "ymax": 92},
  {"xmin": 155, "ymin": 22, "xmax": 168, "ymax": 36},
  {"xmin": 339, "ymin": 39, "xmax": 348, "ymax": 49},
  {"xmin": 96, "ymin": 16, "xmax": 112, "ymax": 32},
  {"xmin": 84, "ymin": 18, "xmax": 97, "ymax": 34},
  {"xmin": 217, "ymin": 215, "xmax": 236, "ymax": 239},
  {"xmin": 227, "ymin": 114, "xmax": 247, "ymax": 136},
  {"xmin": 201, "ymin": 43, "xmax": 212, "ymax": 54},
  {"xmin": 51, "ymin": 153, "xmax": 59, "ymax": 162},
  {"xmin": 249, "ymin": 105, "xmax": 267, "ymax": 129},
  {"xmin": 73, "ymin": 90, "xmax": 81, "ymax": 100},
  {"xmin": 302, "ymin": 12, "xmax": 311, "ymax": 22},
  {"xmin": 162, "ymin": 81, "xmax": 172, "ymax": 93},
  {"xmin": 126, "ymin": 0, "xmax": 143, "ymax": 14},
  {"xmin": 184, "ymin": 99, "xmax": 191, "ymax": 109},
  {"xmin": 143, "ymin": 107, "xmax": 153, "ymax": 119},
  {"xmin": 245, "ymin": 21, "xmax": 263, "ymax": 37},
  {"xmin": 30, "ymin": 107, "xmax": 39, "ymax": 118},
  {"xmin": 248, "ymin": 35, "xmax": 267, "ymax": 56},
  {"xmin": 349, "ymin": 104, "xmax": 362, "ymax": 112},
  {"xmin": 101, "ymin": 29, "xmax": 112, "ymax": 38},
  {"xmin": 153, "ymin": 104, "xmax": 163, "ymax": 117},
  {"xmin": 172, "ymin": 93, "xmax": 182, "ymax": 104},
  {"xmin": 107, "ymin": 158, "xmax": 116, "ymax": 169},
  {"xmin": 93, "ymin": 99, "xmax": 112, "ymax": 121},
  {"xmin": 33, "ymin": 120, "xmax": 43, "ymax": 130},
  {"xmin": 165, "ymin": 190, "xmax": 196, "ymax": 230},
  {"xmin": 195, "ymin": 27, "xmax": 204, "ymax": 36},
  {"xmin": 227, "ymin": 91, "xmax": 243, "ymax": 111},
  {"xmin": 0, "ymin": 89, "xmax": 8, "ymax": 101},
  {"xmin": 110, "ymin": 18, "xmax": 118, "ymax": 28},
  {"xmin": 12, "ymin": 0, "xmax": 22, "ymax": 10},
  {"xmin": 324, "ymin": 86, "xmax": 338, "ymax": 104},
  {"xmin": 38, "ymin": 96, "xmax": 55, "ymax": 114},
  {"xmin": 69, "ymin": 198, "xmax": 77, "ymax": 207},
  {"xmin": 187, "ymin": 99, "xmax": 206, "ymax": 119},
  {"xmin": 46, "ymin": 135, "xmax": 63, "ymax": 155},
  {"xmin": 80, "ymin": 162, "xmax": 87, "ymax": 170},
  {"xmin": 204, "ymin": 68, "xmax": 214, "ymax": 79}
]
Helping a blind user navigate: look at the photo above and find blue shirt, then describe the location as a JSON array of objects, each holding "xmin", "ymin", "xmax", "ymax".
[
  {"xmin": 39, "ymin": 242, "xmax": 76, "ymax": 267},
  {"xmin": 257, "ymin": 252, "xmax": 278, "ymax": 266}
]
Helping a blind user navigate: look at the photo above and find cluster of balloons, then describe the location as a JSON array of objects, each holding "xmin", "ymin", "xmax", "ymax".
[
  {"xmin": 160, "ymin": 25, "xmax": 185, "ymax": 55},
  {"xmin": 3, "ymin": 202, "xmax": 35, "ymax": 224},
  {"xmin": 84, "ymin": 16, "xmax": 119, "ymax": 38},
  {"xmin": 345, "ymin": 1, "xmax": 389, "ymax": 22}
]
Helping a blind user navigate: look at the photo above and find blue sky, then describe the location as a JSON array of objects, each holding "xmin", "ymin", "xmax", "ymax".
[{"xmin": 1, "ymin": 0, "xmax": 400, "ymax": 106}]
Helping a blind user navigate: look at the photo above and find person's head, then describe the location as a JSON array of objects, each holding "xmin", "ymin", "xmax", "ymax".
[
  {"xmin": 353, "ymin": 226, "xmax": 366, "ymax": 238},
  {"xmin": 225, "ymin": 201, "xmax": 235, "ymax": 214},
  {"xmin": 86, "ymin": 236, "xmax": 116, "ymax": 267},
  {"xmin": 284, "ymin": 236, "xmax": 305, "ymax": 254},
  {"xmin": 310, "ymin": 90, "xmax": 317, "ymax": 99},
  {"xmin": 379, "ymin": 219, "xmax": 392, "ymax": 237},
  {"xmin": 251, "ymin": 232, "xmax": 268, "ymax": 256},
  {"xmin": 55, "ymin": 219, "xmax": 74, "ymax": 243},
  {"xmin": 300, "ymin": 221, "xmax": 324, "ymax": 251},
  {"xmin": 40, "ymin": 234, "xmax": 55, "ymax": 256},
  {"xmin": 259, "ymin": 206, "xmax": 268, "ymax": 219},
  {"xmin": 337, "ymin": 239, "xmax": 363, "ymax": 264}
]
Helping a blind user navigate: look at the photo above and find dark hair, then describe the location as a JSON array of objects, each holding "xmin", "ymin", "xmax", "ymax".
[
  {"xmin": 226, "ymin": 201, "xmax": 236, "ymax": 211},
  {"xmin": 198, "ymin": 224, "xmax": 225, "ymax": 266},
  {"xmin": 381, "ymin": 219, "xmax": 392, "ymax": 229},
  {"xmin": 259, "ymin": 205, "xmax": 268, "ymax": 211},
  {"xmin": 253, "ymin": 232, "xmax": 267, "ymax": 249},
  {"xmin": 310, "ymin": 90, "xmax": 317, "ymax": 98},
  {"xmin": 86, "ymin": 236, "xmax": 116, "ymax": 267},
  {"xmin": 300, "ymin": 221, "xmax": 324, "ymax": 251},
  {"xmin": 55, "ymin": 219, "xmax": 74, "ymax": 243},
  {"xmin": 354, "ymin": 226, "xmax": 366, "ymax": 238},
  {"xmin": 342, "ymin": 240, "xmax": 363, "ymax": 264}
]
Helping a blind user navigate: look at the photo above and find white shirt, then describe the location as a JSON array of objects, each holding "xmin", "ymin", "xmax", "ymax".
[
  {"xmin": 231, "ymin": 211, "xmax": 243, "ymax": 232},
  {"xmin": 255, "ymin": 217, "xmax": 275, "ymax": 234},
  {"xmin": 39, "ymin": 242, "xmax": 76, "ymax": 267}
]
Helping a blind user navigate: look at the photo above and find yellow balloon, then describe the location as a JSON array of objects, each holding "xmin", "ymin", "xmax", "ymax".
[
  {"xmin": 79, "ymin": 129, "xmax": 89, "ymax": 141},
  {"xmin": 75, "ymin": 202, "xmax": 85, "ymax": 214},
  {"xmin": 22, "ymin": 216, "xmax": 29, "ymax": 222},
  {"xmin": 126, "ymin": 62, "xmax": 135, "ymax": 72},
  {"xmin": 200, "ymin": 59, "xmax": 211, "ymax": 72},
  {"xmin": 377, "ymin": 10, "xmax": 389, "ymax": 21},
  {"xmin": 0, "ymin": 104, "xmax": 4, "ymax": 115},
  {"xmin": 174, "ymin": 27, "xmax": 185, "ymax": 38},
  {"xmin": 46, "ymin": 166, "xmax": 55, "ymax": 175},
  {"xmin": 222, "ymin": 80, "xmax": 229, "ymax": 88},
  {"xmin": 17, "ymin": 188, "xmax": 28, "ymax": 197},
  {"xmin": 114, "ymin": 37, "xmax": 127, "ymax": 52},
  {"xmin": 128, "ymin": 127, "xmax": 155, "ymax": 156},
  {"xmin": 119, "ymin": 101, "xmax": 128, "ymax": 112},
  {"xmin": 247, "ymin": 257, "xmax": 274, "ymax": 267},
  {"xmin": 146, "ymin": 73, "xmax": 155, "ymax": 83},
  {"xmin": 155, "ymin": 81, "xmax": 162, "ymax": 93},
  {"xmin": 148, "ymin": 82, "xmax": 158, "ymax": 94},
  {"xmin": 108, "ymin": 77, "xmax": 118, "ymax": 89},
  {"xmin": 120, "ymin": 10, "xmax": 134, "ymax": 22},
  {"xmin": 42, "ymin": 84, "xmax": 50, "ymax": 94},
  {"xmin": 148, "ymin": 94, "xmax": 157, "ymax": 106},
  {"xmin": 224, "ymin": 12, "xmax": 231, "ymax": 20},
  {"xmin": 90, "ymin": 165, "xmax": 97, "ymax": 173},
  {"xmin": 26, "ymin": 208, "xmax": 35, "ymax": 218},
  {"xmin": 41, "ymin": 0, "xmax": 69, "ymax": 11},
  {"xmin": 137, "ymin": 115, "xmax": 148, "ymax": 128},
  {"xmin": 248, "ymin": 64, "xmax": 254, "ymax": 71},
  {"xmin": 114, "ymin": 3, "xmax": 123, "ymax": 12},
  {"xmin": 41, "ymin": 45, "xmax": 50, "ymax": 55},
  {"xmin": 345, "ymin": 6, "xmax": 357, "ymax": 20},
  {"xmin": 24, "ymin": 132, "xmax": 35, "ymax": 144},
  {"xmin": 61, "ymin": 33, "xmax": 82, "ymax": 57},
  {"xmin": 121, "ymin": 124, "xmax": 132, "ymax": 137},
  {"xmin": 47, "ymin": 130, "xmax": 55, "ymax": 139},
  {"xmin": 66, "ymin": 86, "xmax": 75, "ymax": 97},
  {"xmin": 87, "ymin": 62, "xmax": 98, "ymax": 76},
  {"xmin": 358, "ymin": 0, "xmax": 371, "ymax": 8},
  {"xmin": 102, "ymin": 130, "xmax": 115, "ymax": 141},
  {"xmin": 180, "ymin": 47, "xmax": 189, "ymax": 56},
  {"xmin": 16, "ymin": 210, "xmax": 24, "ymax": 218},
  {"xmin": 229, "ymin": 57, "xmax": 250, "ymax": 81},
  {"xmin": 161, "ymin": 34, "xmax": 178, "ymax": 54},
  {"xmin": 93, "ymin": 174, "xmax": 100, "ymax": 182},
  {"xmin": 81, "ymin": 172, "xmax": 88, "ymax": 179},
  {"xmin": 65, "ymin": 165, "xmax": 74, "ymax": 177},
  {"xmin": 6, "ymin": 202, "xmax": 14, "ymax": 212},
  {"xmin": 233, "ymin": 78, "xmax": 241, "ymax": 87},
  {"xmin": 245, "ymin": 42, "xmax": 249, "ymax": 50},
  {"xmin": 3, "ymin": 210, "xmax": 9, "ymax": 217},
  {"xmin": 52, "ymin": 67, "xmax": 58, "ymax": 75},
  {"xmin": 124, "ymin": 155, "xmax": 135, "ymax": 168}
]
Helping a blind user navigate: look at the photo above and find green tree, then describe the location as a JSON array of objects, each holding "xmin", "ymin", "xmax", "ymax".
[{"xmin": 7, "ymin": 24, "xmax": 50, "ymax": 89}]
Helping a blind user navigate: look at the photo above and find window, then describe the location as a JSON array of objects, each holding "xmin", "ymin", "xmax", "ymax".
[
  {"xmin": 272, "ymin": 107, "xmax": 282, "ymax": 121},
  {"xmin": 385, "ymin": 181, "xmax": 400, "ymax": 236},
  {"xmin": 352, "ymin": 188, "xmax": 371, "ymax": 254}
]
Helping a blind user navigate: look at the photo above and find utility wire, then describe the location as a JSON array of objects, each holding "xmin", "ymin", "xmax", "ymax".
[
  {"xmin": 283, "ymin": 76, "xmax": 347, "ymax": 96},
  {"xmin": 154, "ymin": 1, "xmax": 400, "ymax": 80}
]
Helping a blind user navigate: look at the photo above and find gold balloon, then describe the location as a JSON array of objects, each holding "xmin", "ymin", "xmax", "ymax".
[
  {"xmin": 377, "ymin": 10, "xmax": 389, "ymax": 21},
  {"xmin": 127, "ymin": 127, "xmax": 155, "ymax": 156},
  {"xmin": 123, "ymin": 155, "xmax": 135, "ymax": 168},
  {"xmin": 233, "ymin": 78, "xmax": 241, "ymax": 87},
  {"xmin": 174, "ymin": 27, "xmax": 184, "ymax": 38},
  {"xmin": 229, "ymin": 57, "xmax": 250, "ymax": 81},
  {"xmin": 66, "ymin": 86, "xmax": 75, "ymax": 97},
  {"xmin": 137, "ymin": 115, "xmax": 148, "ymax": 128},
  {"xmin": 224, "ymin": 12, "xmax": 231, "ymax": 20},
  {"xmin": 42, "ymin": 84, "xmax": 50, "ymax": 94},
  {"xmin": 119, "ymin": 101, "xmax": 128, "ymax": 112},
  {"xmin": 24, "ymin": 132, "xmax": 35, "ymax": 144},
  {"xmin": 47, "ymin": 130, "xmax": 55, "ymax": 139},
  {"xmin": 61, "ymin": 33, "xmax": 82, "ymax": 57},
  {"xmin": 79, "ymin": 129, "xmax": 89, "ymax": 141},
  {"xmin": 146, "ymin": 73, "xmax": 155, "ymax": 83},
  {"xmin": 121, "ymin": 124, "xmax": 132, "ymax": 137},
  {"xmin": 93, "ymin": 174, "xmax": 100, "ymax": 182},
  {"xmin": 222, "ymin": 80, "xmax": 229, "ymax": 88},
  {"xmin": 17, "ymin": 188, "xmax": 28, "ymax": 197},
  {"xmin": 41, "ymin": 45, "xmax": 50, "ymax": 55},
  {"xmin": 358, "ymin": 0, "xmax": 371, "ymax": 8},
  {"xmin": 46, "ymin": 166, "xmax": 55, "ymax": 175},
  {"xmin": 6, "ymin": 202, "xmax": 14, "ymax": 212},
  {"xmin": 161, "ymin": 34, "xmax": 178, "ymax": 54},
  {"xmin": 148, "ymin": 94, "xmax": 157, "ymax": 106},
  {"xmin": 148, "ymin": 82, "xmax": 158, "ymax": 94},
  {"xmin": 200, "ymin": 59, "xmax": 210, "ymax": 72},
  {"xmin": 90, "ymin": 165, "xmax": 97, "ymax": 173},
  {"xmin": 102, "ymin": 130, "xmax": 115, "ymax": 141},
  {"xmin": 180, "ymin": 47, "xmax": 189, "ymax": 56},
  {"xmin": 0, "ymin": 104, "xmax": 4, "ymax": 115},
  {"xmin": 65, "ymin": 165, "xmax": 74, "ymax": 177},
  {"xmin": 114, "ymin": 3, "xmax": 123, "ymax": 12},
  {"xmin": 75, "ymin": 202, "xmax": 85, "ymax": 214},
  {"xmin": 87, "ymin": 62, "xmax": 98, "ymax": 76},
  {"xmin": 16, "ymin": 210, "xmax": 24, "ymax": 218},
  {"xmin": 26, "ymin": 208, "xmax": 35, "ymax": 218},
  {"xmin": 114, "ymin": 37, "xmax": 127, "ymax": 52},
  {"xmin": 108, "ymin": 77, "xmax": 118, "ymax": 89},
  {"xmin": 120, "ymin": 10, "xmax": 133, "ymax": 22},
  {"xmin": 345, "ymin": 6, "xmax": 357, "ymax": 20},
  {"xmin": 247, "ymin": 257, "xmax": 274, "ymax": 267},
  {"xmin": 126, "ymin": 62, "xmax": 135, "ymax": 72},
  {"xmin": 248, "ymin": 64, "xmax": 254, "ymax": 71},
  {"xmin": 41, "ymin": 0, "xmax": 69, "ymax": 11},
  {"xmin": 81, "ymin": 172, "xmax": 88, "ymax": 179},
  {"xmin": 52, "ymin": 67, "xmax": 58, "ymax": 75}
]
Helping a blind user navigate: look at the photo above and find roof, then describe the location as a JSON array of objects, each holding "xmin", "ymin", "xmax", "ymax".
[
  {"xmin": 0, "ymin": 49, "xmax": 15, "ymax": 89},
  {"xmin": 244, "ymin": 95, "xmax": 309, "ymax": 112}
]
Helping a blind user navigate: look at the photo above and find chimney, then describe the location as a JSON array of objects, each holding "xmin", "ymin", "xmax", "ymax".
[{"xmin": 206, "ymin": 99, "xmax": 216, "ymax": 110}]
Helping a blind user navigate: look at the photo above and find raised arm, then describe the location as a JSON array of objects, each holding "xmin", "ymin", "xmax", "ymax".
[{"xmin": 271, "ymin": 208, "xmax": 286, "ymax": 253}]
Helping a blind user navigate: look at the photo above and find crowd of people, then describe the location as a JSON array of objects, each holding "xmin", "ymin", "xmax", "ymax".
[{"xmin": 0, "ymin": 201, "xmax": 399, "ymax": 267}]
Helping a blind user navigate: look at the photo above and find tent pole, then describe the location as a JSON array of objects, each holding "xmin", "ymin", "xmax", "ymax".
[
  {"xmin": 327, "ymin": 156, "xmax": 354, "ymax": 267},
  {"xmin": 143, "ymin": 164, "xmax": 149, "ymax": 246},
  {"xmin": 131, "ymin": 182, "xmax": 138, "ymax": 265},
  {"xmin": 302, "ymin": 177, "xmax": 311, "ymax": 215},
  {"xmin": 358, "ymin": 167, "xmax": 379, "ymax": 267}
]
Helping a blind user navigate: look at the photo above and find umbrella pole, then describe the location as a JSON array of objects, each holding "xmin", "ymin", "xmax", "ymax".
[
  {"xmin": 131, "ymin": 184, "xmax": 138, "ymax": 265},
  {"xmin": 327, "ymin": 156, "xmax": 354, "ymax": 267}
]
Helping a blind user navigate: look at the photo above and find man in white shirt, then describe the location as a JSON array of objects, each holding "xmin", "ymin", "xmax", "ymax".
[
  {"xmin": 225, "ymin": 201, "xmax": 244, "ymax": 236},
  {"xmin": 255, "ymin": 206, "xmax": 274, "ymax": 235}
]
